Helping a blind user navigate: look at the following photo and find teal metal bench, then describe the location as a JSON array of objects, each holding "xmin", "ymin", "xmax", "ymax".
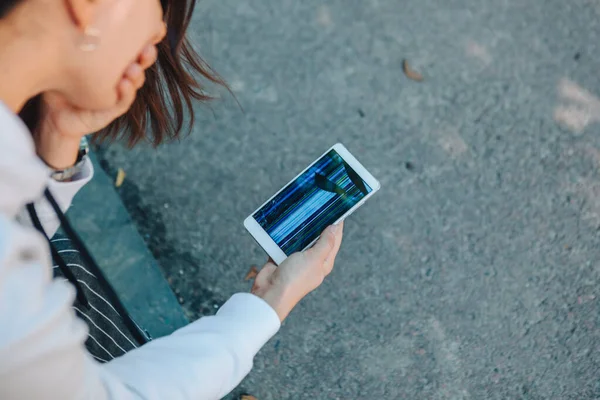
[{"xmin": 67, "ymin": 152, "xmax": 188, "ymax": 338}]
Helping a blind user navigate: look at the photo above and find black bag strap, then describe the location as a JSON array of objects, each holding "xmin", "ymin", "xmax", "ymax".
[
  {"xmin": 26, "ymin": 188, "xmax": 149, "ymax": 345},
  {"xmin": 26, "ymin": 203, "xmax": 89, "ymax": 307}
]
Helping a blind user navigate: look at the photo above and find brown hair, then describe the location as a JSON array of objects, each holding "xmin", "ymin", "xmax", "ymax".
[{"xmin": 18, "ymin": 0, "xmax": 225, "ymax": 147}]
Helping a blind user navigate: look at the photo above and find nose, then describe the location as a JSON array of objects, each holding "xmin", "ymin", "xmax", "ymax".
[{"xmin": 152, "ymin": 21, "xmax": 167, "ymax": 45}]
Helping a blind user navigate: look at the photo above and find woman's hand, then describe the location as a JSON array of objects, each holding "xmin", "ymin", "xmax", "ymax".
[
  {"xmin": 35, "ymin": 45, "xmax": 158, "ymax": 169},
  {"xmin": 251, "ymin": 222, "xmax": 344, "ymax": 321}
]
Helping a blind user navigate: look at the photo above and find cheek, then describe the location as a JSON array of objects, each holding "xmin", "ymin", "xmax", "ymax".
[{"xmin": 103, "ymin": 0, "xmax": 161, "ymax": 67}]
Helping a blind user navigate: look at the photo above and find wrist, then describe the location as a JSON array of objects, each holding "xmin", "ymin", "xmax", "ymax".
[
  {"xmin": 253, "ymin": 284, "xmax": 296, "ymax": 322},
  {"xmin": 35, "ymin": 133, "xmax": 82, "ymax": 170}
]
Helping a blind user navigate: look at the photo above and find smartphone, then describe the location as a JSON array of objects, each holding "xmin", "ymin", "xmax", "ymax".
[{"xmin": 244, "ymin": 143, "xmax": 381, "ymax": 265}]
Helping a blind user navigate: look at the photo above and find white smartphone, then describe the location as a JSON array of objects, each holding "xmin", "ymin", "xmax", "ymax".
[{"xmin": 244, "ymin": 143, "xmax": 381, "ymax": 265}]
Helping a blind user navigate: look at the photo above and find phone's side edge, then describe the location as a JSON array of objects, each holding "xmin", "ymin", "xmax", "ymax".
[{"xmin": 243, "ymin": 216, "xmax": 287, "ymax": 265}]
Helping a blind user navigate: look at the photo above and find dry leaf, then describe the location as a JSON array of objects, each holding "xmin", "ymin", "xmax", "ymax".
[
  {"xmin": 240, "ymin": 395, "xmax": 258, "ymax": 400},
  {"xmin": 115, "ymin": 168, "xmax": 126, "ymax": 187},
  {"xmin": 402, "ymin": 59, "xmax": 424, "ymax": 82},
  {"xmin": 244, "ymin": 265, "xmax": 259, "ymax": 281}
]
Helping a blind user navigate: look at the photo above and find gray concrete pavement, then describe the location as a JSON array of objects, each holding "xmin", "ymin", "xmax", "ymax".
[{"xmin": 98, "ymin": 0, "xmax": 600, "ymax": 398}]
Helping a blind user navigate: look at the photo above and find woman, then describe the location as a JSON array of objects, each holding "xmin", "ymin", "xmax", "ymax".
[{"xmin": 0, "ymin": 0, "xmax": 344, "ymax": 398}]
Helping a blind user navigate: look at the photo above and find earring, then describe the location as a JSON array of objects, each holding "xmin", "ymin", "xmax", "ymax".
[{"xmin": 79, "ymin": 27, "xmax": 100, "ymax": 52}]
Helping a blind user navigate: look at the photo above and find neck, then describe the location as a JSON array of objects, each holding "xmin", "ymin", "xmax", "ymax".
[{"xmin": 0, "ymin": 9, "xmax": 55, "ymax": 113}]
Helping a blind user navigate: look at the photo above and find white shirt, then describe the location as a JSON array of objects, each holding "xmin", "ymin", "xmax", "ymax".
[{"xmin": 0, "ymin": 102, "xmax": 280, "ymax": 400}]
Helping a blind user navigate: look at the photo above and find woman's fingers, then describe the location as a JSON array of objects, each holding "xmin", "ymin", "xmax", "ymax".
[
  {"xmin": 323, "ymin": 221, "xmax": 344, "ymax": 275},
  {"xmin": 124, "ymin": 63, "xmax": 145, "ymax": 90},
  {"xmin": 92, "ymin": 61, "xmax": 142, "ymax": 122},
  {"xmin": 40, "ymin": 49, "xmax": 155, "ymax": 136},
  {"xmin": 305, "ymin": 225, "xmax": 338, "ymax": 265},
  {"xmin": 114, "ymin": 78, "xmax": 136, "ymax": 115},
  {"xmin": 138, "ymin": 45, "xmax": 158, "ymax": 69},
  {"xmin": 92, "ymin": 46, "xmax": 156, "ymax": 122},
  {"xmin": 114, "ymin": 45, "xmax": 157, "ymax": 109},
  {"xmin": 72, "ymin": 77, "xmax": 134, "ymax": 128}
]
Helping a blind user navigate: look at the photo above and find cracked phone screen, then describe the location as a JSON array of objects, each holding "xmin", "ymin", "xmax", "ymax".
[{"xmin": 253, "ymin": 150, "xmax": 372, "ymax": 256}]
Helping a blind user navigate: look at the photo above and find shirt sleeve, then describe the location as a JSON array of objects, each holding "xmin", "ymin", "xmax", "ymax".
[
  {"xmin": 102, "ymin": 293, "xmax": 281, "ymax": 399},
  {"xmin": 16, "ymin": 157, "xmax": 94, "ymax": 238},
  {"xmin": 0, "ymin": 217, "xmax": 281, "ymax": 400}
]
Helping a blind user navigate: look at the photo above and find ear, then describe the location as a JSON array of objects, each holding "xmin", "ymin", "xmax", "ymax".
[{"xmin": 65, "ymin": 0, "xmax": 97, "ymax": 31}]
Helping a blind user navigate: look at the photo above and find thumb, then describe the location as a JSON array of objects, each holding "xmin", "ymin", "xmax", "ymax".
[{"xmin": 305, "ymin": 225, "xmax": 337, "ymax": 264}]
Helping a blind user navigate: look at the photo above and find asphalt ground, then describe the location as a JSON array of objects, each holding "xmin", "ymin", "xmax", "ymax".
[{"xmin": 98, "ymin": 0, "xmax": 600, "ymax": 398}]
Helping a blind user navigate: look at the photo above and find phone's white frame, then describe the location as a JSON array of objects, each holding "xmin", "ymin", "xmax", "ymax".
[{"xmin": 244, "ymin": 143, "xmax": 381, "ymax": 265}]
